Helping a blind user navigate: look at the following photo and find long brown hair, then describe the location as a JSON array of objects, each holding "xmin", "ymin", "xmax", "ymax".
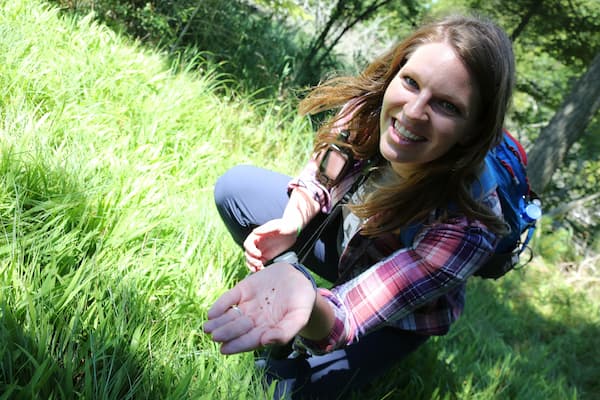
[{"xmin": 299, "ymin": 14, "xmax": 515, "ymax": 236}]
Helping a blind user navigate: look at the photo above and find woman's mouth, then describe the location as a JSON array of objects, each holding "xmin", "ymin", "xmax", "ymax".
[{"xmin": 393, "ymin": 118, "xmax": 426, "ymax": 142}]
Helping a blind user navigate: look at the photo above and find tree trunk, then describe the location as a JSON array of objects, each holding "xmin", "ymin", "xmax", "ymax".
[{"xmin": 527, "ymin": 52, "xmax": 600, "ymax": 193}]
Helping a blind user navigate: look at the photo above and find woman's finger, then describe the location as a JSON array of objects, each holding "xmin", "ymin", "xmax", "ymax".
[
  {"xmin": 219, "ymin": 327, "xmax": 265, "ymax": 355},
  {"xmin": 206, "ymin": 287, "xmax": 242, "ymax": 319},
  {"xmin": 243, "ymin": 234, "xmax": 261, "ymax": 257},
  {"xmin": 209, "ymin": 313, "xmax": 254, "ymax": 343},
  {"xmin": 250, "ymin": 221, "xmax": 277, "ymax": 235},
  {"xmin": 202, "ymin": 306, "xmax": 240, "ymax": 333},
  {"xmin": 245, "ymin": 250, "xmax": 265, "ymax": 271}
]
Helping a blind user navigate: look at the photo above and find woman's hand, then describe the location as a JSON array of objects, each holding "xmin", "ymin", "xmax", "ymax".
[
  {"xmin": 243, "ymin": 219, "xmax": 299, "ymax": 272},
  {"xmin": 202, "ymin": 262, "xmax": 317, "ymax": 355}
]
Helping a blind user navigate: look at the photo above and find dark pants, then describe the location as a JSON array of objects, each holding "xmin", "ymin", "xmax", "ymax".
[{"xmin": 214, "ymin": 165, "xmax": 429, "ymax": 399}]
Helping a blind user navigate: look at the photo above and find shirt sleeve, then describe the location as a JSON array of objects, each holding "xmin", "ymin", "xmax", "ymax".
[
  {"xmin": 288, "ymin": 155, "xmax": 367, "ymax": 216},
  {"xmin": 297, "ymin": 193, "xmax": 500, "ymax": 354},
  {"xmin": 287, "ymin": 101, "xmax": 364, "ymax": 213},
  {"xmin": 287, "ymin": 157, "xmax": 333, "ymax": 213}
]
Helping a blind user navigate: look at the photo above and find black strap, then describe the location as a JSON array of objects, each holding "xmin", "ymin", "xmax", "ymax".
[
  {"xmin": 297, "ymin": 202, "xmax": 343, "ymax": 264},
  {"xmin": 296, "ymin": 166, "xmax": 373, "ymax": 264}
]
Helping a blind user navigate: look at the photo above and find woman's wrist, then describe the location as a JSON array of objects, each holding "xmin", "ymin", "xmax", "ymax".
[
  {"xmin": 283, "ymin": 263, "xmax": 332, "ymax": 341},
  {"xmin": 298, "ymin": 292, "xmax": 335, "ymax": 341},
  {"xmin": 283, "ymin": 187, "xmax": 320, "ymax": 234},
  {"xmin": 289, "ymin": 262, "xmax": 317, "ymax": 289}
]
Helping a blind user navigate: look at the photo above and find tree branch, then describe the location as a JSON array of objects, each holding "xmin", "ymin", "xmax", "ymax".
[
  {"xmin": 510, "ymin": 0, "xmax": 543, "ymax": 42},
  {"xmin": 311, "ymin": 0, "xmax": 393, "ymax": 74},
  {"xmin": 545, "ymin": 192, "xmax": 600, "ymax": 218}
]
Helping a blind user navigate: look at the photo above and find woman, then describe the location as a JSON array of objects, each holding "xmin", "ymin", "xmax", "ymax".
[{"xmin": 204, "ymin": 13, "xmax": 515, "ymax": 399}]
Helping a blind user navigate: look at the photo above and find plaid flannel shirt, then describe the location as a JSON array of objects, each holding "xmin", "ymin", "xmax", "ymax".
[{"xmin": 289, "ymin": 157, "xmax": 501, "ymax": 354}]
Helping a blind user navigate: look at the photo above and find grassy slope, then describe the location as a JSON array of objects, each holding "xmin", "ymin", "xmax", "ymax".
[{"xmin": 0, "ymin": 1, "xmax": 597, "ymax": 399}]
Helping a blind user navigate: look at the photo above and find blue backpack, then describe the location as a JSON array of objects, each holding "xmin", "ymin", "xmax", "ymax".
[
  {"xmin": 402, "ymin": 130, "xmax": 542, "ymax": 279},
  {"xmin": 309, "ymin": 129, "xmax": 542, "ymax": 279}
]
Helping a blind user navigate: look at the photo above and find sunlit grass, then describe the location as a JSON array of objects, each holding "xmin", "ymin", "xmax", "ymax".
[
  {"xmin": 0, "ymin": 1, "xmax": 308, "ymax": 398},
  {"xmin": 0, "ymin": 1, "xmax": 598, "ymax": 399}
]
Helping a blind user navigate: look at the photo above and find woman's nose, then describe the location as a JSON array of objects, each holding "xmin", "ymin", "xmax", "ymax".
[{"xmin": 403, "ymin": 93, "xmax": 429, "ymax": 121}]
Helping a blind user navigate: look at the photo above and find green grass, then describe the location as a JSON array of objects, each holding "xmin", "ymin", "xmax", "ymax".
[{"xmin": 0, "ymin": 1, "xmax": 598, "ymax": 399}]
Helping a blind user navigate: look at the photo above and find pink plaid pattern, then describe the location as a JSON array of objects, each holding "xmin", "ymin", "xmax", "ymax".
[{"xmin": 291, "ymin": 160, "xmax": 501, "ymax": 353}]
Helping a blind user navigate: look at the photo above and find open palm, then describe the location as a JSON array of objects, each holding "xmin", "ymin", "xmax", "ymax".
[{"xmin": 203, "ymin": 263, "xmax": 317, "ymax": 354}]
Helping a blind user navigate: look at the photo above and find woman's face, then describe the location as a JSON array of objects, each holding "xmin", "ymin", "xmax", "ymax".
[{"xmin": 379, "ymin": 42, "xmax": 480, "ymax": 177}]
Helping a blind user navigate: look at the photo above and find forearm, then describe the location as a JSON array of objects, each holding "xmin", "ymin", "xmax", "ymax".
[
  {"xmin": 282, "ymin": 187, "xmax": 321, "ymax": 231},
  {"xmin": 298, "ymin": 293, "xmax": 335, "ymax": 341}
]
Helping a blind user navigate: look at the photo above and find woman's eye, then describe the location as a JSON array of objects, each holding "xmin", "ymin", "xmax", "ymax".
[
  {"xmin": 439, "ymin": 101, "xmax": 460, "ymax": 116},
  {"xmin": 403, "ymin": 76, "xmax": 418, "ymax": 89}
]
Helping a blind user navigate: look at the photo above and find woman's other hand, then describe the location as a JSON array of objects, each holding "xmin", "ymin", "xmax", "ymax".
[
  {"xmin": 243, "ymin": 219, "xmax": 299, "ymax": 272},
  {"xmin": 202, "ymin": 262, "xmax": 317, "ymax": 354}
]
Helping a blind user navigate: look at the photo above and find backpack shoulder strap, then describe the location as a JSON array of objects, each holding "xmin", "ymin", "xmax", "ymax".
[
  {"xmin": 472, "ymin": 160, "xmax": 498, "ymax": 201},
  {"xmin": 400, "ymin": 163, "xmax": 495, "ymax": 248},
  {"xmin": 399, "ymin": 222, "xmax": 421, "ymax": 248}
]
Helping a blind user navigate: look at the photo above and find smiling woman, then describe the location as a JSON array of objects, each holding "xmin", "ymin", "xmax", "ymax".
[
  {"xmin": 206, "ymin": 13, "xmax": 516, "ymax": 399},
  {"xmin": 379, "ymin": 41, "xmax": 480, "ymax": 177}
]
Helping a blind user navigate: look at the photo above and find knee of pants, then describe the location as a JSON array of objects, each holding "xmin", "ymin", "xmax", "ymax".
[{"xmin": 213, "ymin": 166, "xmax": 243, "ymax": 211}]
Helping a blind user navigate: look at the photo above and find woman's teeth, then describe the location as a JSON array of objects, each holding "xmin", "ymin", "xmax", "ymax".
[{"xmin": 394, "ymin": 119, "xmax": 425, "ymax": 141}]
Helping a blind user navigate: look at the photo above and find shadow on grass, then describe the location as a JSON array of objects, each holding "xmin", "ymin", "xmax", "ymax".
[
  {"xmin": 484, "ymin": 273, "xmax": 600, "ymax": 398},
  {"xmin": 0, "ymin": 152, "xmax": 195, "ymax": 398},
  {"xmin": 357, "ymin": 273, "xmax": 599, "ymax": 399},
  {"xmin": 0, "ymin": 299, "xmax": 182, "ymax": 399}
]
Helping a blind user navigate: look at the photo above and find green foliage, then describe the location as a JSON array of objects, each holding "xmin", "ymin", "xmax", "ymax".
[
  {"xmin": 534, "ymin": 217, "xmax": 578, "ymax": 264},
  {"xmin": 357, "ymin": 266, "xmax": 600, "ymax": 399},
  {"xmin": 0, "ymin": 1, "xmax": 312, "ymax": 397},
  {"xmin": 51, "ymin": 0, "xmax": 314, "ymax": 98},
  {"xmin": 295, "ymin": 0, "xmax": 427, "ymax": 86},
  {"xmin": 1, "ymin": 0, "xmax": 599, "ymax": 399},
  {"xmin": 254, "ymin": 0, "xmax": 312, "ymax": 19}
]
